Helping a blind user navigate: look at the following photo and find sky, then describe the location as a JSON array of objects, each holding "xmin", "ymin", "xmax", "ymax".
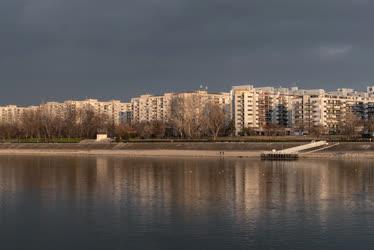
[{"xmin": 1, "ymin": 0, "xmax": 374, "ymax": 105}]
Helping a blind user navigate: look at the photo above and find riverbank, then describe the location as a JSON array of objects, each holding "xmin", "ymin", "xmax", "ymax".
[{"xmin": 0, "ymin": 142, "xmax": 373, "ymax": 159}]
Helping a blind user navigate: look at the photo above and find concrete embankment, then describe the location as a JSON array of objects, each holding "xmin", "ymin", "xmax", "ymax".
[{"xmin": 0, "ymin": 142, "xmax": 373, "ymax": 158}]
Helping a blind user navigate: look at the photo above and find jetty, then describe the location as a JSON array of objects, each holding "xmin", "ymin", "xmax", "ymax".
[{"xmin": 261, "ymin": 140, "xmax": 331, "ymax": 160}]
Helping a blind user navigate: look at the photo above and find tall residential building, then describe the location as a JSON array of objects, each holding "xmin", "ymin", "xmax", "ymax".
[
  {"xmin": 231, "ymin": 85, "xmax": 259, "ymax": 133},
  {"xmin": 232, "ymin": 85, "xmax": 374, "ymax": 135},
  {"xmin": 2, "ymin": 85, "xmax": 374, "ymax": 136},
  {"xmin": 131, "ymin": 93, "xmax": 173, "ymax": 123},
  {"xmin": 231, "ymin": 85, "xmax": 296, "ymax": 134}
]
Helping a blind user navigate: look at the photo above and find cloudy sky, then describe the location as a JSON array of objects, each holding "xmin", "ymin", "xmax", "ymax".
[{"xmin": 1, "ymin": 0, "xmax": 373, "ymax": 105}]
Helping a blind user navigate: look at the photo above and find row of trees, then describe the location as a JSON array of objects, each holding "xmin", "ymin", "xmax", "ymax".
[
  {"xmin": 1, "ymin": 100, "xmax": 373, "ymax": 141},
  {"xmin": 115, "ymin": 100, "xmax": 233, "ymax": 140},
  {"xmin": 0, "ymin": 101, "xmax": 233, "ymax": 141},
  {"xmin": 0, "ymin": 107, "xmax": 111, "ymax": 140}
]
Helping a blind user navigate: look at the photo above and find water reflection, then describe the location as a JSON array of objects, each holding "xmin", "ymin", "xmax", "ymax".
[{"xmin": 0, "ymin": 156, "xmax": 374, "ymax": 249}]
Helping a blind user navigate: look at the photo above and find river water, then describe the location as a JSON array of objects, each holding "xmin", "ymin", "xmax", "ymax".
[{"xmin": 0, "ymin": 156, "xmax": 374, "ymax": 249}]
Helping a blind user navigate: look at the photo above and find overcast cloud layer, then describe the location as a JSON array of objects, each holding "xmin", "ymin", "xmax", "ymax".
[{"xmin": 1, "ymin": 0, "xmax": 374, "ymax": 105}]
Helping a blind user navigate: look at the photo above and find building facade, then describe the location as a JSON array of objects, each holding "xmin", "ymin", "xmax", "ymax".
[
  {"xmin": 2, "ymin": 85, "xmax": 374, "ymax": 136},
  {"xmin": 131, "ymin": 90, "xmax": 231, "ymax": 124},
  {"xmin": 232, "ymin": 85, "xmax": 374, "ymax": 135},
  {"xmin": 0, "ymin": 105, "xmax": 26, "ymax": 124},
  {"xmin": 0, "ymin": 99, "xmax": 131, "ymax": 126}
]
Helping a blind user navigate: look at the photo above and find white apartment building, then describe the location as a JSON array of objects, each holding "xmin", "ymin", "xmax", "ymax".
[
  {"xmin": 231, "ymin": 85, "xmax": 259, "ymax": 133},
  {"xmin": 232, "ymin": 85, "xmax": 298, "ymax": 134},
  {"xmin": 3, "ymin": 85, "xmax": 374, "ymax": 135},
  {"xmin": 291, "ymin": 89, "xmax": 368, "ymax": 134},
  {"xmin": 63, "ymin": 99, "xmax": 131, "ymax": 125},
  {"xmin": 131, "ymin": 93, "xmax": 173, "ymax": 123},
  {"xmin": 131, "ymin": 90, "xmax": 231, "ymax": 123},
  {"xmin": 41, "ymin": 102, "xmax": 66, "ymax": 118},
  {"xmin": 0, "ymin": 105, "xmax": 26, "ymax": 124},
  {"xmin": 289, "ymin": 89, "xmax": 326, "ymax": 133},
  {"xmin": 232, "ymin": 85, "xmax": 374, "ymax": 135},
  {"xmin": 0, "ymin": 99, "xmax": 131, "ymax": 126}
]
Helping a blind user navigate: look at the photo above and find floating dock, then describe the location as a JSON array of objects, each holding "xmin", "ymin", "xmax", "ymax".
[
  {"xmin": 261, "ymin": 141, "xmax": 329, "ymax": 160},
  {"xmin": 260, "ymin": 152, "xmax": 298, "ymax": 160}
]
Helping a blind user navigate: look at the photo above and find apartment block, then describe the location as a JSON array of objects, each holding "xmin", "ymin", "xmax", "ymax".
[
  {"xmin": 231, "ymin": 85, "xmax": 259, "ymax": 133},
  {"xmin": 0, "ymin": 99, "xmax": 131, "ymax": 126},
  {"xmin": 131, "ymin": 90, "xmax": 231, "ymax": 124},
  {"xmin": 232, "ymin": 85, "xmax": 297, "ymax": 134},
  {"xmin": 232, "ymin": 85, "xmax": 374, "ymax": 135},
  {"xmin": 0, "ymin": 105, "xmax": 26, "ymax": 124},
  {"xmin": 2, "ymin": 85, "xmax": 374, "ymax": 136},
  {"xmin": 62, "ymin": 99, "xmax": 132, "ymax": 125},
  {"xmin": 131, "ymin": 93, "xmax": 173, "ymax": 123}
]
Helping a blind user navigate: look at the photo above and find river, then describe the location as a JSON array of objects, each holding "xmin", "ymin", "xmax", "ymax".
[{"xmin": 0, "ymin": 156, "xmax": 373, "ymax": 249}]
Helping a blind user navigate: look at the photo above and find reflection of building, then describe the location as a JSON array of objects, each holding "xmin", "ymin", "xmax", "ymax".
[{"xmin": 232, "ymin": 161, "xmax": 261, "ymax": 222}]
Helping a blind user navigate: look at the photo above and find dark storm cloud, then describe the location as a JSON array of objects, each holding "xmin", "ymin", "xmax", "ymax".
[{"xmin": 1, "ymin": 0, "xmax": 374, "ymax": 105}]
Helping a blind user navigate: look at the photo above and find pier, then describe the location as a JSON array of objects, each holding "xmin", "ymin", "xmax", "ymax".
[{"xmin": 261, "ymin": 141, "xmax": 330, "ymax": 160}]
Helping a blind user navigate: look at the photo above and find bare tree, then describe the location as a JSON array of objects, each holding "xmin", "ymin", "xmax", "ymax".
[
  {"xmin": 150, "ymin": 120, "xmax": 166, "ymax": 138},
  {"xmin": 62, "ymin": 104, "xmax": 79, "ymax": 138},
  {"xmin": 115, "ymin": 123, "xmax": 136, "ymax": 141},
  {"xmin": 134, "ymin": 121, "xmax": 153, "ymax": 139},
  {"xmin": 365, "ymin": 117, "xmax": 374, "ymax": 134},
  {"xmin": 170, "ymin": 96, "xmax": 185, "ymax": 138},
  {"xmin": 170, "ymin": 95, "xmax": 205, "ymax": 138},
  {"xmin": 339, "ymin": 111, "xmax": 363, "ymax": 138},
  {"xmin": 202, "ymin": 103, "xmax": 227, "ymax": 140},
  {"xmin": 309, "ymin": 125, "xmax": 326, "ymax": 138},
  {"xmin": 0, "ymin": 123, "xmax": 19, "ymax": 140}
]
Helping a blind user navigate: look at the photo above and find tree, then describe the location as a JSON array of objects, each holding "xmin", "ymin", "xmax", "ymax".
[
  {"xmin": 115, "ymin": 123, "xmax": 136, "ymax": 141},
  {"xmin": 202, "ymin": 103, "xmax": 227, "ymax": 140},
  {"xmin": 150, "ymin": 120, "xmax": 166, "ymax": 138},
  {"xmin": 339, "ymin": 111, "xmax": 363, "ymax": 138},
  {"xmin": 134, "ymin": 122, "xmax": 153, "ymax": 139},
  {"xmin": 62, "ymin": 104, "xmax": 79, "ymax": 138},
  {"xmin": 309, "ymin": 125, "xmax": 326, "ymax": 138},
  {"xmin": 170, "ymin": 96, "xmax": 185, "ymax": 138},
  {"xmin": 170, "ymin": 95, "xmax": 205, "ymax": 138},
  {"xmin": 0, "ymin": 123, "xmax": 20, "ymax": 140},
  {"xmin": 222, "ymin": 119, "xmax": 235, "ymax": 137},
  {"xmin": 365, "ymin": 117, "xmax": 374, "ymax": 134}
]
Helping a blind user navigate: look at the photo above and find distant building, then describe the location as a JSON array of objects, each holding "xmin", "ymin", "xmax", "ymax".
[
  {"xmin": 0, "ymin": 105, "xmax": 26, "ymax": 124},
  {"xmin": 231, "ymin": 85, "xmax": 374, "ymax": 135},
  {"xmin": 0, "ymin": 99, "xmax": 131, "ymax": 126},
  {"xmin": 63, "ymin": 99, "xmax": 131, "ymax": 125},
  {"xmin": 130, "ymin": 90, "xmax": 231, "ymax": 123},
  {"xmin": 2, "ymin": 84, "xmax": 374, "ymax": 137}
]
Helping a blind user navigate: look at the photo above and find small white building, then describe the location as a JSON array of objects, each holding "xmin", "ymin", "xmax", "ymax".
[{"xmin": 96, "ymin": 133, "xmax": 108, "ymax": 142}]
